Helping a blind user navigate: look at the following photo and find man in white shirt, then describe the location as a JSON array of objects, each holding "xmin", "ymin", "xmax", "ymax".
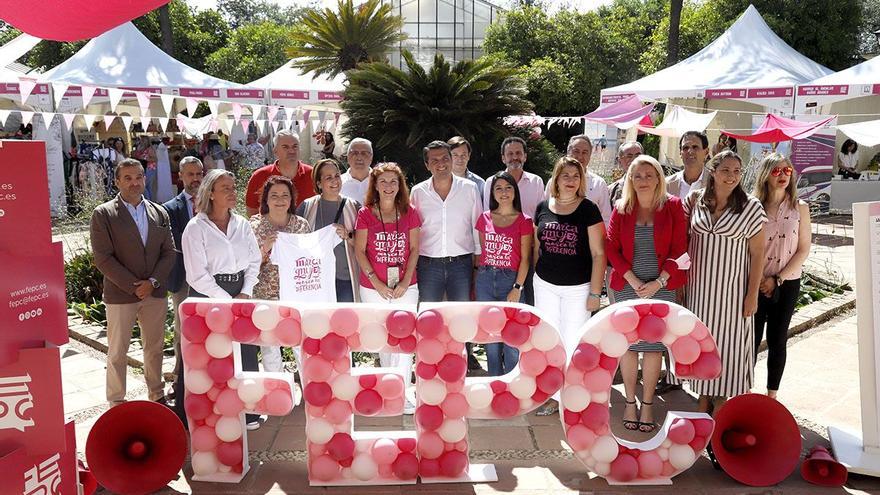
[
  {"xmin": 484, "ymin": 137, "xmax": 545, "ymax": 218},
  {"xmin": 566, "ymin": 134, "xmax": 612, "ymax": 225},
  {"xmin": 340, "ymin": 137, "xmax": 373, "ymax": 204},
  {"xmin": 667, "ymin": 131, "xmax": 710, "ymax": 200},
  {"xmin": 412, "ymin": 141, "xmax": 482, "ymax": 303},
  {"xmin": 448, "ymin": 136, "xmax": 486, "ymax": 203}
]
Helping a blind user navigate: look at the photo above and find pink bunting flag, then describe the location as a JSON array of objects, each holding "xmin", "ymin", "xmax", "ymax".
[
  {"xmin": 232, "ymin": 102, "xmax": 242, "ymax": 123},
  {"xmin": 185, "ymin": 97, "xmax": 198, "ymax": 117},
  {"xmin": 240, "ymin": 118, "xmax": 251, "ymax": 134},
  {"xmin": 17, "ymin": 77, "xmax": 36, "ymax": 104},
  {"xmin": 267, "ymin": 105, "xmax": 279, "ymax": 122},
  {"xmin": 82, "ymin": 114, "xmax": 98, "ymax": 129},
  {"xmin": 135, "ymin": 91, "xmax": 151, "ymax": 114},
  {"xmin": 80, "ymin": 85, "xmax": 97, "ymax": 108}
]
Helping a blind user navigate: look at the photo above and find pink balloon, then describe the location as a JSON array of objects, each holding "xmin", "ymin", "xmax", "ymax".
[
  {"xmin": 416, "ymin": 362, "xmax": 438, "ymax": 380},
  {"xmin": 311, "ymin": 455, "xmax": 339, "ymax": 482},
  {"xmin": 398, "ymin": 438, "xmax": 417, "ymax": 452},
  {"xmin": 693, "ymin": 418, "xmax": 714, "ymax": 437},
  {"xmin": 354, "ymin": 389, "xmax": 383, "ymax": 416},
  {"xmin": 675, "ymin": 362, "xmax": 692, "ymax": 377},
  {"xmin": 610, "ymin": 454, "xmax": 638, "ymax": 482},
  {"xmin": 330, "ymin": 308, "xmax": 359, "ymax": 337},
  {"xmin": 347, "ymin": 334, "xmax": 360, "ymax": 349},
  {"xmin": 416, "ymin": 310, "xmax": 444, "ymax": 338},
  {"xmin": 326, "ymin": 433, "xmax": 355, "ymax": 461},
  {"xmin": 191, "ymin": 425, "xmax": 220, "ymax": 451},
  {"xmin": 320, "ymin": 333, "xmax": 348, "ymax": 361},
  {"xmin": 205, "ymin": 306, "xmax": 234, "ymax": 332},
  {"xmin": 275, "ymin": 318, "xmax": 303, "ymax": 346},
  {"xmin": 418, "ymin": 432, "xmax": 445, "ymax": 459},
  {"xmin": 692, "ymin": 353, "xmax": 722, "ymax": 379},
  {"xmin": 446, "ymin": 340, "xmax": 464, "ymax": 353},
  {"xmin": 215, "ymin": 389, "xmax": 244, "ymax": 416},
  {"xmin": 691, "ymin": 322, "xmax": 709, "ymax": 340},
  {"xmin": 333, "ymin": 357, "xmax": 350, "ymax": 373},
  {"xmin": 668, "ymin": 418, "xmax": 695, "ymax": 444},
  {"xmin": 536, "ymin": 367, "xmax": 564, "ymax": 394},
  {"xmin": 204, "ymin": 413, "xmax": 219, "ymax": 427},
  {"xmin": 635, "ymin": 304, "xmax": 652, "ymax": 316},
  {"xmin": 302, "ymin": 337, "xmax": 321, "ymax": 355},
  {"xmin": 599, "ymin": 354, "xmax": 618, "ymax": 371},
  {"xmin": 182, "ymin": 316, "xmax": 210, "ymax": 343},
  {"xmin": 566, "ymin": 424, "xmax": 596, "ymax": 450},
  {"xmin": 491, "ymin": 391, "xmax": 519, "ymax": 418},
  {"xmin": 181, "ymin": 302, "xmax": 197, "ymax": 316},
  {"xmin": 661, "ymin": 462, "xmax": 676, "ymax": 477},
  {"xmin": 415, "ymin": 405, "xmax": 444, "ymax": 431},
  {"xmin": 393, "ymin": 452, "xmax": 420, "ymax": 480},
  {"xmin": 477, "ymin": 306, "xmax": 506, "ymax": 333},
  {"xmin": 217, "ymin": 440, "xmax": 243, "ymax": 466},
  {"xmin": 501, "ymin": 320, "xmax": 530, "ymax": 346},
  {"xmin": 610, "ymin": 307, "xmax": 639, "ymax": 333},
  {"xmin": 580, "ymin": 403, "xmax": 610, "ymax": 431},
  {"xmin": 671, "ymin": 336, "xmax": 700, "ymax": 365},
  {"xmin": 303, "ymin": 356, "xmax": 333, "ymax": 383},
  {"xmin": 583, "ymin": 368, "xmax": 613, "ymax": 393},
  {"xmin": 303, "ymin": 382, "xmax": 332, "ymax": 407},
  {"xmin": 399, "ymin": 336, "xmax": 417, "ymax": 353},
  {"xmin": 571, "ymin": 343, "xmax": 600, "ymax": 372},
  {"xmin": 438, "ymin": 450, "xmax": 468, "ymax": 477},
  {"xmin": 699, "ymin": 337, "xmax": 716, "ymax": 352},
  {"xmin": 387, "ymin": 310, "xmax": 416, "ymax": 338},
  {"xmin": 185, "ymin": 393, "xmax": 212, "ymax": 420},
  {"xmin": 436, "ymin": 354, "xmax": 467, "ymax": 382},
  {"xmin": 518, "ymin": 349, "xmax": 548, "ymax": 376},
  {"xmin": 689, "ymin": 435, "xmax": 707, "ymax": 451},
  {"xmin": 651, "ymin": 303, "xmax": 670, "ymax": 317},
  {"xmin": 233, "ymin": 302, "xmax": 255, "ymax": 318},
  {"xmin": 207, "ymin": 357, "xmax": 235, "ymax": 383},
  {"xmin": 182, "ymin": 343, "xmax": 211, "ymax": 369},
  {"xmin": 359, "ymin": 375, "xmax": 377, "ymax": 389},
  {"xmin": 376, "ymin": 374, "xmax": 404, "ymax": 399},
  {"xmin": 324, "ymin": 399, "xmax": 352, "ymax": 424},
  {"xmin": 441, "ymin": 393, "xmax": 469, "ymax": 419},
  {"xmin": 384, "ymin": 396, "xmax": 404, "ymax": 413},
  {"xmin": 230, "ymin": 318, "xmax": 260, "ymax": 343},
  {"xmin": 419, "ymin": 458, "xmax": 440, "ymax": 477},
  {"xmin": 638, "ymin": 451, "xmax": 664, "ymax": 478},
  {"xmin": 454, "ymin": 440, "xmax": 468, "ymax": 451},
  {"xmin": 372, "ymin": 438, "xmax": 399, "ymax": 464},
  {"xmin": 265, "ymin": 388, "xmax": 293, "ymax": 415},
  {"xmin": 566, "ymin": 367, "xmax": 585, "ymax": 385},
  {"xmin": 546, "ymin": 346, "xmax": 567, "ymax": 367},
  {"xmin": 207, "ymin": 385, "xmax": 223, "ymax": 401},
  {"xmin": 637, "ymin": 314, "xmax": 665, "ymax": 343},
  {"xmin": 514, "ymin": 309, "xmax": 533, "ymax": 324},
  {"xmin": 417, "ymin": 338, "xmax": 445, "ymax": 365}
]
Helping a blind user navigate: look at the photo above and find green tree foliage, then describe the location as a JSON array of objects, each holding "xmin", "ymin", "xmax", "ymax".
[
  {"xmin": 858, "ymin": 0, "xmax": 880, "ymax": 54},
  {"xmin": 341, "ymin": 50, "xmax": 535, "ymax": 181},
  {"xmin": 205, "ymin": 22, "xmax": 305, "ymax": 83},
  {"xmin": 0, "ymin": 21, "xmax": 20, "ymax": 46},
  {"xmin": 287, "ymin": 0, "xmax": 406, "ymax": 78},
  {"xmin": 134, "ymin": 1, "xmax": 230, "ymax": 72},
  {"xmin": 217, "ymin": 0, "xmax": 312, "ymax": 28}
]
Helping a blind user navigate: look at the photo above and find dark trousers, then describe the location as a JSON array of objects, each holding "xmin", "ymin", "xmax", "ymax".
[
  {"xmin": 754, "ymin": 278, "xmax": 801, "ymax": 391},
  {"xmin": 336, "ymin": 278, "xmax": 355, "ymax": 303}
]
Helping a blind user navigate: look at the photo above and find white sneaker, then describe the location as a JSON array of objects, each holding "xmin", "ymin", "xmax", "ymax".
[
  {"xmin": 403, "ymin": 398, "xmax": 416, "ymax": 415},
  {"xmin": 246, "ymin": 415, "xmax": 267, "ymax": 430}
]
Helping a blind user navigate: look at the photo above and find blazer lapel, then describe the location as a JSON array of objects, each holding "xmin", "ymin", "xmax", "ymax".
[{"xmin": 115, "ymin": 196, "xmax": 145, "ymax": 249}]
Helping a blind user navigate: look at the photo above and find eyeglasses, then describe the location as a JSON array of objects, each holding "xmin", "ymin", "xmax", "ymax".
[{"xmin": 770, "ymin": 166, "xmax": 793, "ymax": 177}]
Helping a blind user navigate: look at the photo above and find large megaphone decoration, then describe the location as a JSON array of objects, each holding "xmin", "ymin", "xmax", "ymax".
[
  {"xmin": 801, "ymin": 445, "xmax": 848, "ymax": 487},
  {"xmin": 710, "ymin": 393, "xmax": 802, "ymax": 486},
  {"xmin": 85, "ymin": 400, "xmax": 187, "ymax": 495}
]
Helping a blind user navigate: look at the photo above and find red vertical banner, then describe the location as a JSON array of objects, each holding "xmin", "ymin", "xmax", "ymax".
[
  {"xmin": 0, "ymin": 141, "xmax": 52, "ymax": 255},
  {"xmin": 0, "ymin": 420, "xmax": 78, "ymax": 495}
]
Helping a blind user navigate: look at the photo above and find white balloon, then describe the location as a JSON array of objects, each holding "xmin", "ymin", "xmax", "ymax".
[
  {"xmin": 351, "ymin": 455, "xmax": 378, "ymax": 481},
  {"xmin": 530, "ymin": 324, "xmax": 560, "ymax": 351},
  {"xmin": 591, "ymin": 391, "xmax": 609, "ymax": 404},
  {"xmin": 448, "ymin": 313, "xmax": 477, "ymax": 343},
  {"xmin": 669, "ymin": 444, "xmax": 697, "ymax": 469},
  {"xmin": 191, "ymin": 451, "xmax": 220, "ymax": 476},
  {"xmin": 657, "ymin": 447, "xmax": 669, "ymax": 461},
  {"xmin": 599, "ymin": 331, "xmax": 628, "ymax": 358},
  {"xmin": 591, "ymin": 435, "xmax": 619, "ymax": 463},
  {"xmin": 519, "ymin": 342, "xmax": 534, "ymax": 353},
  {"xmin": 306, "ymin": 417, "xmax": 335, "ymax": 444},
  {"xmin": 594, "ymin": 462, "xmax": 611, "ymax": 476},
  {"xmin": 661, "ymin": 439, "xmax": 672, "ymax": 449},
  {"xmin": 561, "ymin": 385, "xmax": 591, "ymax": 412},
  {"xmin": 359, "ymin": 322, "xmax": 388, "ymax": 352},
  {"xmin": 302, "ymin": 310, "xmax": 331, "ymax": 339},
  {"xmin": 251, "ymin": 303, "xmax": 280, "ymax": 331},
  {"xmin": 519, "ymin": 398, "xmax": 533, "ymax": 409},
  {"xmin": 465, "ymin": 383, "xmax": 492, "ymax": 409},
  {"xmin": 186, "ymin": 370, "xmax": 213, "ymax": 394},
  {"xmin": 215, "ymin": 416, "xmax": 243, "ymax": 442},
  {"xmin": 341, "ymin": 467, "xmax": 352, "ymax": 480},
  {"xmin": 219, "ymin": 465, "xmax": 231, "ymax": 473},
  {"xmin": 662, "ymin": 333, "xmax": 678, "ymax": 346},
  {"xmin": 420, "ymin": 379, "xmax": 448, "ymax": 406},
  {"xmin": 205, "ymin": 332, "xmax": 232, "ymax": 359},
  {"xmin": 581, "ymin": 326, "xmax": 603, "ymax": 345},
  {"xmin": 332, "ymin": 374, "xmax": 359, "ymax": 401},
  {"xmin": 667, "ymin": 308, "xmax": 697, "ymax": 336},
  {"xmin": 237, "ymin": 378, "xmax": 264, "ymax": 404},
  {"xmin": 509, "ymin": 375, "xmax": 537, "ymax": 399},
  {"xmin": 438, "ymin": 418, "xmax": 467, "ymax": 443}
]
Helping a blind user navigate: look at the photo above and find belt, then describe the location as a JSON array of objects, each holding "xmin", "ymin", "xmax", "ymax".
[
  {"xmin": 421, "ymin": 254, "xmax": 472, "ymax": 264},
  {"xmin": 214, "ymin": 271, "xmax": 244, "ymax": 283}
]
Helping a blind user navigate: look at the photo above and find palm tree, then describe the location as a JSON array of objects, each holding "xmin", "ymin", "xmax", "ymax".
[
  {"xmin": 341, "ymin": 50, "xmax": 533, "ymax": 180},
  {"xmin": 286, "ymin": 0, "xmax": 405, "ymax": 78}
]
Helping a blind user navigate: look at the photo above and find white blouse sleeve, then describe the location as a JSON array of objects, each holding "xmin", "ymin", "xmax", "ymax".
[{"xmin": 182, "ymin": 220, "xmax": 233, "ymax": 299}]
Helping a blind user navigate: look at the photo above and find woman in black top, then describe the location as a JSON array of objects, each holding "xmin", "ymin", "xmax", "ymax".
[{"xmin": 533, "ymin": 156, "xmax": 607, "ymax": 415}]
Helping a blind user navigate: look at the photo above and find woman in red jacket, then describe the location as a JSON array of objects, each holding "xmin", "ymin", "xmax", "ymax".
[{"xmin": 605, "ymin": 155, "xmax": 688, "ymax": 433}]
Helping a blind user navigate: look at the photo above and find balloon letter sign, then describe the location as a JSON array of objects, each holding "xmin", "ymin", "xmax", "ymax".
[{"xmin": 180, "ymin": 299, "xmax": 719, "ymax": 486}]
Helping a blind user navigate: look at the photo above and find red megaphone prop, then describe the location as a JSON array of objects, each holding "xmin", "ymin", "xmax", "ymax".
[
  {"xmin": 85, "ymin": 400, "xmax": 187, "ymax": 495},
  {"xmin": 711, "ymin": 393, "xmax": 802, "ymax": 486},
  {"xmin": 801, "ymin": 445, "xmax": 848, "ymax": 487}
]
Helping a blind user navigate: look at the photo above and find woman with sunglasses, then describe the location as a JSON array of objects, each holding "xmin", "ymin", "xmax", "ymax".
[{"xmin": 751, "ymin": 153, "xmax": 811, "ymax": 399}]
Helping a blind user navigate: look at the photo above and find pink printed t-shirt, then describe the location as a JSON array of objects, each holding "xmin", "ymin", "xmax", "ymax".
[
  {"xmin": 356, "ymin": 206, "xmax": 422, "ymax": 289},
  {"xmin": 476, "ymin": 211, "xmax": 534, "ymax": 271}
]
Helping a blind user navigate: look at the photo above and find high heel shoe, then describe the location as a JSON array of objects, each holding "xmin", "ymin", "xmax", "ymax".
[
  {"xmin": 622, "ymin": 399, "xmax": 639, "ymax": 430},
  {"xmin": 638, "ymin": 401, "xmax": 657, "ymax": 433}
]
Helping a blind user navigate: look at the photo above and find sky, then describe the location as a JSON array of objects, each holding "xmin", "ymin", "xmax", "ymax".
[{"xmin": 186, "ymin": 0, "xmax": 614, "ymax": 14}]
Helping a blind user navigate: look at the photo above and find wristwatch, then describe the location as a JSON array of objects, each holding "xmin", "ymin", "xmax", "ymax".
[
  {"xmin": 657, "ymin": 274, "xmax": 669, "ymax": 288},
  {"xmin": 588, "ymin": 292, "xmax": 602, "ymax": 300},
  {"xmin": 148, "ymin": 277, "xmax": 160, "ymax": 289},
  {"xmin": 513, "ymin": 283, "xmax": 523, "ymax": 291}
]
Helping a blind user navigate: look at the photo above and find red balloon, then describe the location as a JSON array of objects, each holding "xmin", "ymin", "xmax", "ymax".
[
  {"xmin": 438, "ymin": 450, "xmax": 468, "ymax": 477},
  {"xmin": 514, "ymin": 309, "xmax": 532, "ymax": 324},
  {"xmin": 536, "ymin": 367, "xmax": 564, "ymax": 394},
  {"xmin": 501, "ymin": 320, "xmax": 530, "ymax": 346},
  {"xmin": 563, "ymin": 409, "xmax": 581, "ymax": 425},
  {"xmin": 230, "ymin": 318, "xmax": 260, "ymax": 344},
  {"xmin": 580, "ymin": 403, "xmax": 610, "ymax": 431},
  {"xmin": 302, "ymin": 337, "xmax": 321, "ymax": 355},
  {"xmin": 216, "ymin": 441, "xmax": 243, "ymax": 466},
  {"xmin": 419, "ymin": 458, "xmax": 441, "ymax": 477},
  {"xmin": 490, "ymin": 391, "xmax": 519, "ymax": 418},
  {"xmin": 528, "ymin": 313, "xmax": 541, "ymax": 326},
  {"xmin": 689, "ymin": 435, "xmax": 707, "ymax": 451},
  {"xmin": 635, "ymin": 304, "xmax": 652, "ymax": 316},
  {"xmin": 303, "ymin": 382, "xmax": 332, "ymax": 407},
  {"xmin": 182, "ymin": 316, "xmax": 210, "ymax": 344},
  {"xmin": 206, "ymin": 357, "xmax": 234, "ymax": 383},
  {"xmin": 503, "ymin": 307, "xmax": 517, "ymax": 318},
  {"xmin": 416, "ymin": 310, "xmax": 444, "ymax": 338},
  {"xmin": 387, "ymin": 335, "xmax": 400, "ymax": 346},
  {"xmin": 637, "ymin": 314, "xmax": 665, "ymax": 343},
  {"xmin": 237, "ymin": 303, "xmax": 255, "ymax": 318},
  {"xmin": 181, "ymin": 303, "xmax": 197, "ymax": 317},
  {"xmin": 184, "ymin": 394, "xmax": 212, "ymax": 420},
  {"xmin": 393, "ymin": 452, "xmax": 420, "ymax": 480},
  {"xmin": 415, "ymin": 405, "xmax": 444, "ymax": 431},
  {"xmin": 436, "ymin": 354, "xmax": 467, "ymax": 382},
  {"xmin": 692, "ymin": 352, "xmax": 722, "ymax": 379},
  {"xmin": 416, "ymin": 362, "xmax": 438, "ymax": 380},
  {"xmin": 398, "ymin": 438, "xmax": 417, "ymax": 452},
  {"xmin": 339, "ymin": 457, "xmax": 353, "ymax": 468},
  {"xmin": 610, "ymin": 453, "xmax": 639, "ymax": 482},
  {"xmin": 399, "ymin": 336, "xmax": 417, "ymax": 353},
  {"xmin": 490, "ymin": 380, "xmax": 506, "ymax": 394},
  {"xmin": 358, "ymin": 374, "xmax": 377, "ymax": 389},
  {"xmin": 571, "ymin": 343, "xmax": 600, "ymax": 371},
  {"xmin": 531, "ymin": 390, "xmax": 549, "ymax": 403},
  {"xmin": 320, "ymin": 333, "xmax": 348, "ymax": 360},
  {"xmin": 326, "ymin": 433, "xmax": 355, "ymax": 461},
  {"xmin": 354, "ymin": 389, "xmax": 383, "ymax": 416},
  {"xmin": 675, "ymin": 362, "xmax": 692, "ymax": 376},
  {"xmin": 651, "ymin": 303, "xmax": 670, "ymax": 317},
  {"xmin": 692, "ymin": 418, "xmax": 714, "ymax": 437},
  {"xmin": 387, "ymin": 310, "xmax": 416, "ymax": 338},
  {"xmin": 599, "ymin": 354, "xmax": 618, "ymax": 371}
]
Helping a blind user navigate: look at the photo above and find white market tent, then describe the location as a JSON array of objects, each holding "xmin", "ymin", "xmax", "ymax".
[
  {"xmin": 249, "ymin": 59, "xmax": 345, "ymax": 108},
  {"xmin": 0, "ymin": 33, "xmax": 40, "ymax": 80}
]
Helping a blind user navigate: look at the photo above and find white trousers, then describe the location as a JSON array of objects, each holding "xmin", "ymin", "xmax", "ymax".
[{"xmin": 361, "ymin": 284, "xmax": 419, "ymax": 385}]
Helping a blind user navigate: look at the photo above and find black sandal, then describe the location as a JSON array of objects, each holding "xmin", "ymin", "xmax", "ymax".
[
  {"xmin": 622, "ymin": 399, "xmax": 639, "ymax": 430},
  {"xmin": 638, "ymin": 401, "xmax": 657, "ymax": 433}
]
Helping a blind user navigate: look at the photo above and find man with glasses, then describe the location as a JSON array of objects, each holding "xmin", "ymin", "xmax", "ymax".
[{"xmin": 340, "ymin": 137, "xmax": 374, "ymax": 204}]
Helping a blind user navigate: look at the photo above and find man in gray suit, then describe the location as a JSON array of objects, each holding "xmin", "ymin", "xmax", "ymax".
[{"xmin": 90, "ymin": 158, "xmax": 176, "ymax": 406}]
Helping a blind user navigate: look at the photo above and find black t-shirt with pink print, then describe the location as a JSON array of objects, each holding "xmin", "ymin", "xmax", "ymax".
[{"xmin": 534, "ymin": 199, "xmax": 603, "ymax": 286}]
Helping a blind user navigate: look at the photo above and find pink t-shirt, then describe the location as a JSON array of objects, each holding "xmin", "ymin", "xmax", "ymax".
[
  {"xmin": 356, "ymin": 206, "xmax": 422, "ymax": 289},
  {"xmin": 476, "ymin": 211, "xmax": 534, "ymax": 271}
]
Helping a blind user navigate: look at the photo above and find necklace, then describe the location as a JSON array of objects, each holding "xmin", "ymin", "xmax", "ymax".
[{"xmin": 556, "ymin": 196, "xmax": 579, "ymax": 205}]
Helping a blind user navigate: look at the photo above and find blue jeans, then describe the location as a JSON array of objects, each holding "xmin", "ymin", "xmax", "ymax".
[
  {"xmin": 336, "ymin": 278, "xmax": 354, "ymax": 303},
  {"xmin": 475, "ymin": 266, "xmax": 522, "ymax": 376},
  {"xmin": 416, "ymin": 255, "xmax": 473, "ymax": 302}
]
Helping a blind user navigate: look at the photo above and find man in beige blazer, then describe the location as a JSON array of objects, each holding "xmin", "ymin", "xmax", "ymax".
[{"xmin": 90, "ymin": 158, "xmax": 176, "ymax": 406}]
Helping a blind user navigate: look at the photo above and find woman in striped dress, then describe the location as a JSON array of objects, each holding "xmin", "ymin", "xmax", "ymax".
[
  {"xmin": 606, "ymin": 155, "xmax": 689, "ymax": 432},
  {"xmin": 684, "ymin": 150, "xmax": 766, "ymax": 414}
]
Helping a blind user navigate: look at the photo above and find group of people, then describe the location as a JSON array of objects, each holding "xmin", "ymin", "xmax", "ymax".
[{"xmin": 89, "ymin": 128, "xmax": 810, "ymax": 432}]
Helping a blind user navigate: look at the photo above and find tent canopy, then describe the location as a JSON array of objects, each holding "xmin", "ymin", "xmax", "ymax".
[
  {"xmin": 805, "ymin": 53, "xmax": 880, "ymax": 87},
  {"xmin": 601, "ymin": 5, "xmax": 832, "ymax": 101},
  {"xmin": 249, "ymin": 60, "xmax": 345, "ymax": 92},
  {"xmin": 40, "ymin": 22, "xmax": 241, "ymax": 90},
  {"xmin": 723, "ymin": 114, "xmax": 835, "ymax": 143}
]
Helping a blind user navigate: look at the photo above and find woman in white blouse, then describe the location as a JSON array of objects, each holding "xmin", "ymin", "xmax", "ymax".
[
  {"xmin": 837, "ymin": 139, "xmax": 861, "ymax": 179},
  {"xmin": 182, "ymin": 169, "xmax": 263, "ymax": 428}
]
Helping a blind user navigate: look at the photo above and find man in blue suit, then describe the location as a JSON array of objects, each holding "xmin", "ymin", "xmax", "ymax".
[{"xmin": 163, "ymin": 156, "xmax": 203, "ymax": 413}]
